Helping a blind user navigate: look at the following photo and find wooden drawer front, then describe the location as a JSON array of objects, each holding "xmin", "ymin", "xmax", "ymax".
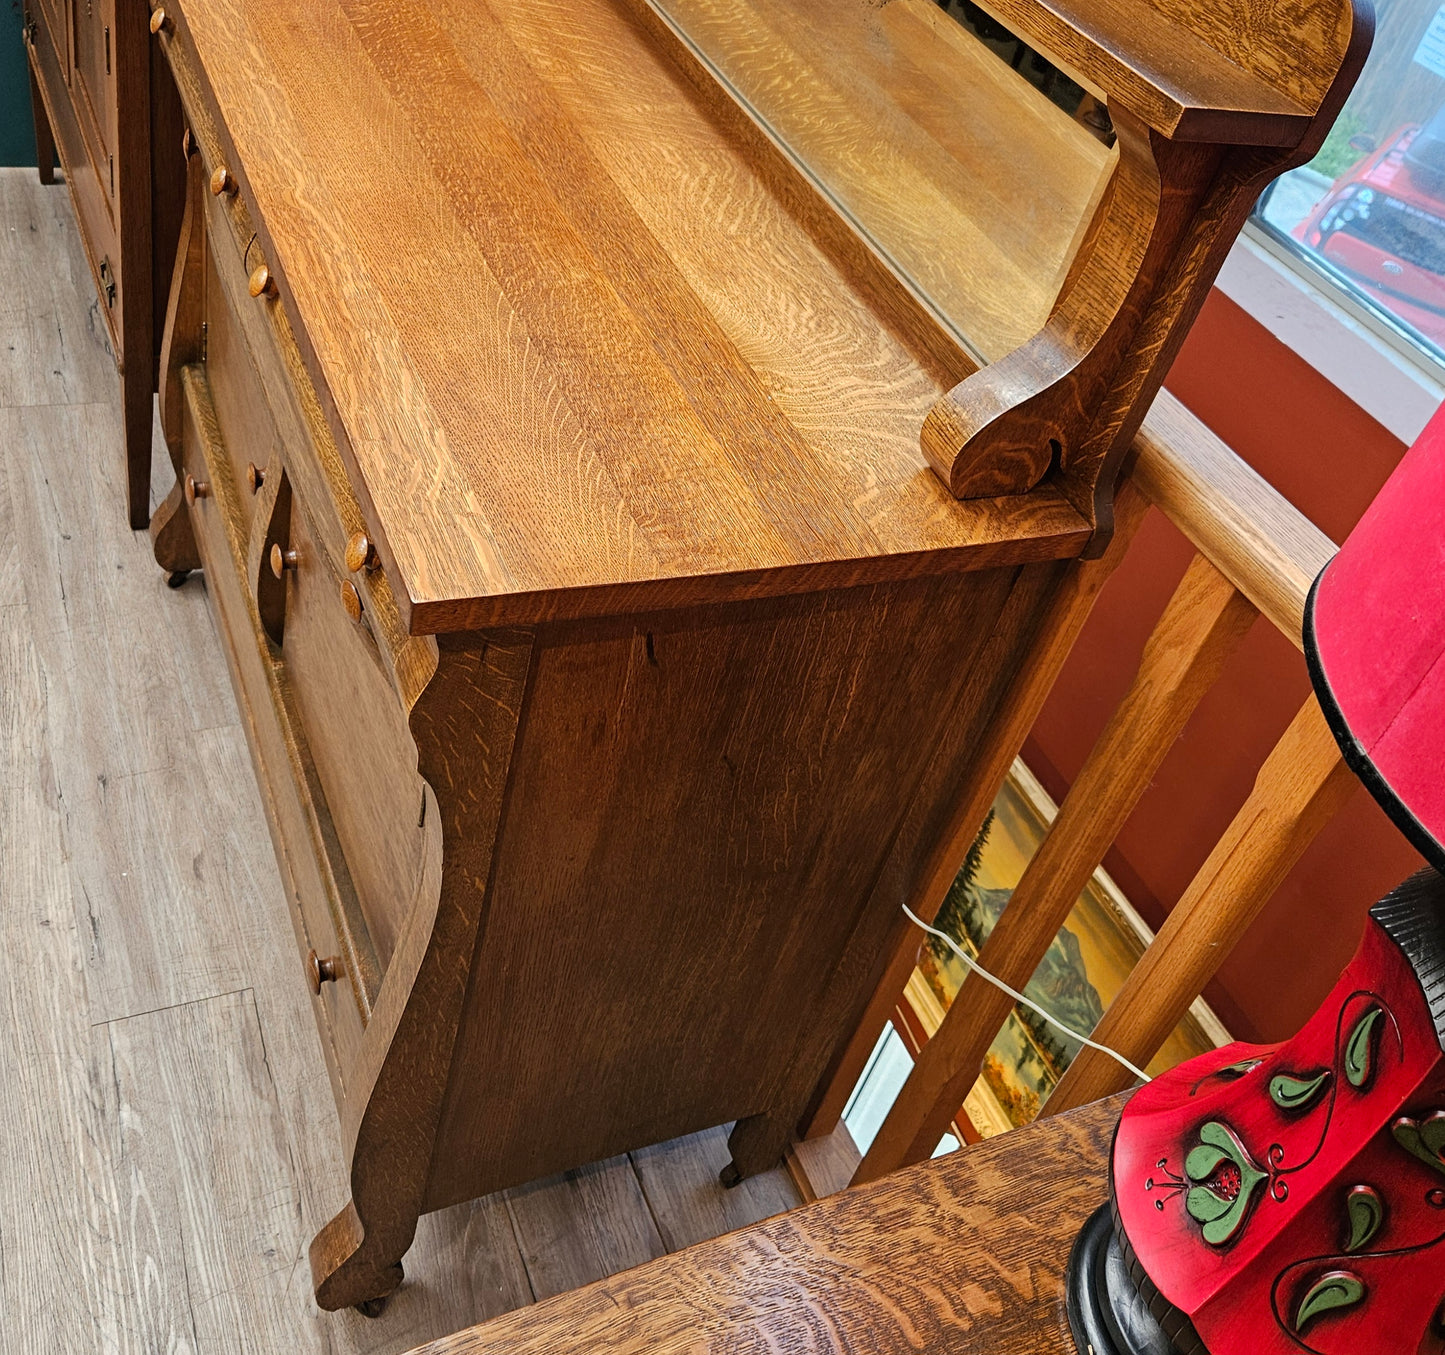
[
  {"xmin": 279, "ymin": 492, "xmax": 427, "ymax": 972},
  {"xmin": 194, "ymin": 155, "xmax": 372, "ymax": 597},
  {"xmin": 190, "ymin": 172, "xmax": 426, "ymax": 975},
  {"xmin": 202, "ymin": 247, "xmax": 272, "ymax": 532},
  {"xmin": 177, "ymin": 348, "xmax": 370, "ymax": 1093},
  {"xmin": 27, "ymin": 22, "xmax": 121, "ymax": 356}
]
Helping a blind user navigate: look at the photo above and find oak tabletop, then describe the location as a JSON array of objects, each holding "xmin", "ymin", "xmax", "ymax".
[
  {"xmin": 401, "ymin": 1095, "xmax": 1128, "ymax": 1354},
  {"xmin": 169, "ymin": 0, "xmax": 1100, "ymax": 631}
]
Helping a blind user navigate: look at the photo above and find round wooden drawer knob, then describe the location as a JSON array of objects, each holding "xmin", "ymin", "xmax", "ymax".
[
  {"xmin": 209, "ymin": 165, "xmax": 237, "ymax": 197},
  {"xmin": 248, "ymin": 264, "xmax": 277, "ymax": 299},
  {"xmin": 246, "ymin": 461, "xmax": 265, "ymax": 494},
  {"xmin": 184, "ymin": 472, "xmax": 210, "ymax": 505},
  {"xmin": 340, "ymin": 579, "xmax": 364, "ymax": 623},
  {"xmin": 270, "ymin": 543, "xmax": 298, "ymax": 578},
  {"xmin": 345, "ymin": 531, "xmax": 379, "ymax": 573},
  {"xmin": 148, "ymin": 6, "xmax": 171, "ymax": 34},
  {"xmin": 307, "ymin": 949, "xmax": 341, "ymax": 994}
]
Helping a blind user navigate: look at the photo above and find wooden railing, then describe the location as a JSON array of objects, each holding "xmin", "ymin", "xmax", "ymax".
[{"xmin": 796, "ymin": 388, "xmax": 1356, "ymax": 1190}]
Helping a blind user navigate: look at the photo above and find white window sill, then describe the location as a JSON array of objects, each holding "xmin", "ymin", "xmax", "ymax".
[{"xmin": 1212, "ymin": 228, "xmax": 1445, "ymax": 446}]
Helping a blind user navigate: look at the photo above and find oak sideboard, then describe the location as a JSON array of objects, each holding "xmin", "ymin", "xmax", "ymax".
[{"xmin": 44, "ymin": 0, "xmax": 1371, "ymax": 1314}]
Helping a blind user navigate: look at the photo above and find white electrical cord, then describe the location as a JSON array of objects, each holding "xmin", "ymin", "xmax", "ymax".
[{"xmin": 901, "ymin": 902, "xmax": 1153, "ymax": 1084}]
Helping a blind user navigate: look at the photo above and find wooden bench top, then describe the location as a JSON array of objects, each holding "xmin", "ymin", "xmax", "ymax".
[
  {"xmin": 167, "ymin": 0, "xmax": 1103, "ymax": 634},
  {"xmin": 402, "ymin": 1096, "xmax": 1126, "ymax": 1354}
]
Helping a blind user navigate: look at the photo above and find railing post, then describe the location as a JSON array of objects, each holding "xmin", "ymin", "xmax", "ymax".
[
  {"xmin": 851, "ymin": 551, "xmax": 1257, "ymax": 1183},
  {"xmin": 1042, "ymin": 692, "xmax": 1355, "ymax": 1115},
  {"xmin": 799, "ymin": 481, "xmax": 1151, "ymax": 1143}
]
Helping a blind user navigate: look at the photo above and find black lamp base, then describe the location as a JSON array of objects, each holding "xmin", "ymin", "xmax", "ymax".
[{"xmin": 1065, "ymin": 1204, "xmax": 1183, "ymax": 1355}]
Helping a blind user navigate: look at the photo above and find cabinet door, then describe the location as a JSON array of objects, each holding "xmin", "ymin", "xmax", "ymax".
[
  {"xmin": 70, "ymin": 0, "xmax": 116, "ymax": 208},
  {"xmin": 32, "ymin": 0, "xmax": 71, "ymax": 83}
]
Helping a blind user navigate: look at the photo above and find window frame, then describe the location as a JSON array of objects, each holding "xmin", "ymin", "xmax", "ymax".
[{"xmin": 1214, "ymin": 216, "xmax": 1445, "ymax": 445}]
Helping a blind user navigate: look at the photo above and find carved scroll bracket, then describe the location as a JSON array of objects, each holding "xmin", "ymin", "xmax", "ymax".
[
  {"xmin": 151, "ymin": 133, "xmax": 206, "ymax": 576},
  {"xmin": 310, "ymin": 633, "xmax": 534, "ymax": 1312},
  {"xmin": 920, "ymin": 107, "xmax": 1218, "ymax": 504}
]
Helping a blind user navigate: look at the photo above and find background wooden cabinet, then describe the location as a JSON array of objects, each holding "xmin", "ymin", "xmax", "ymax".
[{"xmin": 25, "ymin": 0, "xmax": 183, "ymax": 528}]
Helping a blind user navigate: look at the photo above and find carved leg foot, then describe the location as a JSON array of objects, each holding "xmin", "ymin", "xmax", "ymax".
[
  {"xmin": 309, "ymin": 1199, "xmax": 411, "ymax": 1313},
  {"xmin": 28, "ymin": 62, "xmax": 56, "ymax": 186},
  {"xmin": 150, "ymin": 479, "xmax": 201, "ymax": 577},
  {"xmin": 724, "ymin": 1110, "xmax": 794, "ymax": 1183},
  {"xmin": 352, "ymin": 1275, "xmax": 402, "ymax": 1320}
]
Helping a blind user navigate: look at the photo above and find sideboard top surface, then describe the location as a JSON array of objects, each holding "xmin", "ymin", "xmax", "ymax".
[{"xmin": 171, "ymin": 0, "xmax": 1104, "ymax": 632}]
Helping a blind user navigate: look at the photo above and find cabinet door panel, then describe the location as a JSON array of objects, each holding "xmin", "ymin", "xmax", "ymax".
[
  {"xmin": 70, "ymin": 0, "xmax": 115, "ymax": 207},
  {"xmin": 32, "ymin": 0, "xmax": 71, "ymax": 82}
]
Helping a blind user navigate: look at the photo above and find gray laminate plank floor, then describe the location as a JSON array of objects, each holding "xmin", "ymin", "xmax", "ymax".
[{"xmin": 0, "ymin": 165, "xmax": 800, "ymax": 1354}]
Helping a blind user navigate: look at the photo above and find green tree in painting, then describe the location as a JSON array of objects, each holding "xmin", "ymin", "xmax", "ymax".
[{"xmin": 928, "ymin": 810, "xmax": 994, "ymax": 967}]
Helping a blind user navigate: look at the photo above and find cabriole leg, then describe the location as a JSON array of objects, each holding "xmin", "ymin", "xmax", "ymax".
[{"xmin": 308, "ymin": 1200, "xmax": 407, "ymax": 1314}]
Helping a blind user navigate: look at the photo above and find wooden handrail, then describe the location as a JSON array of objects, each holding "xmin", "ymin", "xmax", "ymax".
[
  {"xmin": 822, "ymin": 391, "xmax": 1356, "ymax": 1191},
  {"xmin": 1134, "ymin": 390, "xmax": 1336, "ymax": 645}
]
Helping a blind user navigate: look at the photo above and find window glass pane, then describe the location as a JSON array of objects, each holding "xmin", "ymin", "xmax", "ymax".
[{"xmin": 1254, "ymin": 0, "xmax": 1445, "ymax": 365}]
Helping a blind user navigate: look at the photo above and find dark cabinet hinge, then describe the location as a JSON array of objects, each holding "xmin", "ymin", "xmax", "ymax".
[
  {"xmin": 98, "ymin": 257, "xmax": 116, "ymax": 308},
  {"xmin": 104, "ymin": 24, "xmax": 110, "ymax": 73}
]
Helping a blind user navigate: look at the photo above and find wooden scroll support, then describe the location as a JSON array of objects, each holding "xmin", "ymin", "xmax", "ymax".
[
  {"xmin": 310, "ymin": 635, "xmax": 529, "ymax": 1313},
  {"xmin": 151, "ymin": 132, "xmax": 205, "ymax": 580},
  {"xmin": 921, "ymin": 0, "xmax": 1373, "ymax": 543},
  {"xmin": 922, "ymin": 114, "xmax": 1217, "ymax": 503}
]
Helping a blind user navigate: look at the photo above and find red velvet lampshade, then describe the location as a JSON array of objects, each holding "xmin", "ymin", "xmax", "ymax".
[{"xmin": 1306, "ymin": 401, "xmax": 1445, "ymax": 873}]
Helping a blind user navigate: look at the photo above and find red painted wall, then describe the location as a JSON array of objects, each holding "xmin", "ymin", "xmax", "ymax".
[{"xmin": 1024, "ymin": 288, "xmax": 1427, "ymax": 1045}]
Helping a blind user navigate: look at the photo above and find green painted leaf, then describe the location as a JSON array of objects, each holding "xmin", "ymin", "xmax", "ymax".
[
  {"xmin": 1202, "ymin": 1203, "xmax": 1259, "ymax": 1247},
  {"xmin": 1185, "ymin": 1186, "xmax": 1233, "ymax": 1225},
  {"xmin": 1294, "ymin": 1271, "xmax": 1366, "ymax": 1332},
  {"xmin": 1182, "ymin": 1123, "xmax": 1270, "ymax": 1246},
  {"xmin": 1392, "ymin": 1114, "xmax": 1445, "ymax": 1176},
  {"xmin": 1345, "ymin": 1007, "xmax": 1384, "ymax": 1088},
  {"xmin": 1185, "ymin": 1144, "xmax": 1229, "ymax": 1182},
  {"xmin": 1345, "ymin": 1185, "xmax": 1383, "ymax": 1252},
  {"xmin": 1270, "ymin": 1069, "xmax": 1331, "ymax": 1111},
  {"xmin": 1198, "ymin": 1121, "xmax": 1242, "ymax": 1155}
]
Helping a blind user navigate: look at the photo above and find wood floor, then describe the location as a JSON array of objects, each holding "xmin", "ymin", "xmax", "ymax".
[{"xmin": 0, "ymin": 165, "xmax": 801, "ymax": 1353}]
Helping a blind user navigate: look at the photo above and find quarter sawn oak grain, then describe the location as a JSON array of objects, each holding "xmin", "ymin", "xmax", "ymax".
[
  {"xmin": 135, "ymin": 0, "xmax": 1367, "ymax": 1312},
  {"xmin": 400, "ymin": 1097, "xmax": 1129, "ymax": 1355}
]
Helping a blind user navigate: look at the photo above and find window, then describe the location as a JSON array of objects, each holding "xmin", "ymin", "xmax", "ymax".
[{"xmin": 1252, "ymin": 0, "xmax": 1445, "ymax": 371}]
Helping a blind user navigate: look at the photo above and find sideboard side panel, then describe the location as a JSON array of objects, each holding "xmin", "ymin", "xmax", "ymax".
[{"xmin": 424, "ymin": 565, "xmax": 1054, "ymax": 1208}]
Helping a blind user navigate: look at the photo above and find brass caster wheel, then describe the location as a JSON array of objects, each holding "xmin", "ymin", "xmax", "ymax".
[
  {"xmin": 166, "ymin": 570, "xmax": 192, "ymax": 589},
  {"xmin": 719, "ymin": 1162, "xmax": 743, "ymax": 1189}
]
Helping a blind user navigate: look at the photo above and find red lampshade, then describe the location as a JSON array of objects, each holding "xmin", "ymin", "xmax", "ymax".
[{"xmin": 1306, "ymin": 403, "xmax": 1445, "ymax": 873}]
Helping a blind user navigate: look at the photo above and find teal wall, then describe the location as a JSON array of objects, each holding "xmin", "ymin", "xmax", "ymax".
[{"xmin": 3, "ymin": 0, "xmax": 39, "ymax": 165}]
